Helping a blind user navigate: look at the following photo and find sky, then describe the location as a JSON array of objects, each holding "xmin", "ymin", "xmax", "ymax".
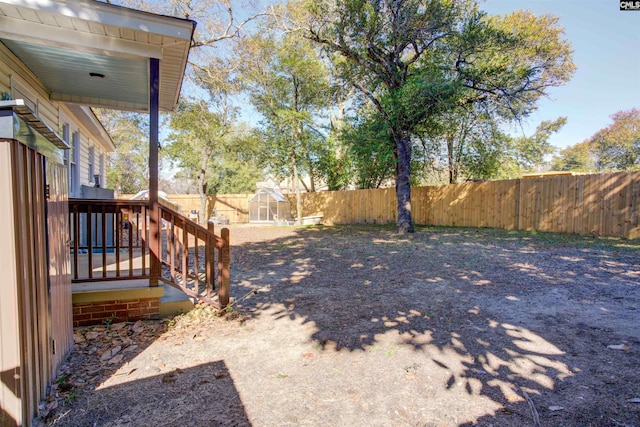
[{"xmin": 480, "ymin": 0, "xmax": 640, "ymax": 150}]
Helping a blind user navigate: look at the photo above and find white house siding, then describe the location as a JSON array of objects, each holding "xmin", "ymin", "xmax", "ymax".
[{"xmin": 78, "ymin": 135, "xmax": 90, "ymax": 188}]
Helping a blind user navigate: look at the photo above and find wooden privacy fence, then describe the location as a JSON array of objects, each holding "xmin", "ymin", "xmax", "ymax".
[
  {"xmin": 121, "ymin": 171, "xmax": 639, "ymax": 238},
  {"xmin": 298, "ymin": 172, "xmax": 640, "ymax": 239}
]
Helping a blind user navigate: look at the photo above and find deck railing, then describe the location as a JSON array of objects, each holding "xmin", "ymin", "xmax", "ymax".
[
  {"xmin": 69, "ymin": 198, "xmax": 230, "ymax": 308},
  {"xmin": 158, "ymin": 203, "xmax": 229, "ymax": 307}
]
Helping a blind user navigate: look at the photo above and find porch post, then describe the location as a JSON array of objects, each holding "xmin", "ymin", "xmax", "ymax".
[{"xmin": 149, "ymin": 58, "xmax": 160, "ymax": 287}]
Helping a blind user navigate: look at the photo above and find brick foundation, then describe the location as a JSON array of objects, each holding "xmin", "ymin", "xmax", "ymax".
[{"xmin": 73, "ymin": 297, "xmax": 160, "ymax": 327}]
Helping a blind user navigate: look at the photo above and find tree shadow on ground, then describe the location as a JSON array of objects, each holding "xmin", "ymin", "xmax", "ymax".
[
  {"xmin": 45, "ymin": 321, "xmax": 250, "ymax": 427},
  {"xmin": 51, "ymin": 361, "xmax": 248, "ymax": 426},
  {"xmin": 227, "ymin": 224, "xmax": 640, "ymax": 426}
]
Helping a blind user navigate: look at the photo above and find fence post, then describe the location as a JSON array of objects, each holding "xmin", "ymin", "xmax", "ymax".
[
  {"xmin": 218, "ymin": 228, "xmax": 230, "ymax": 309},
  {"xmin": 514, "ymin": 179, "xmax": 521, "ymax": 231},
  {"xmin": 206, "ymin": 220, "xmax": 215, "ymax": 297}
]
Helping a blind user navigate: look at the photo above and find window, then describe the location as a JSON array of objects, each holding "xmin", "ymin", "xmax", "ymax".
[
  {"xmin": 61, "ymin": 123, "xmax": 70, "ymax": 188},
  {"xmin": 99, "ymin": 153, "xmax": 105, "ymax": 188},
  {"xmin": 88, "ymin": 145, "xmax": 95, "ymax": 184},
  {"xmin": 70, "ymin": 132, "xmax": 79, "ymax": 196}
]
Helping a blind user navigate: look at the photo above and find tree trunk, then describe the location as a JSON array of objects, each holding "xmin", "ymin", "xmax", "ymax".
[
  {"xmin": 395, "ymin": 133, "xmax": 414, "ymax": 233},
  {"xmin": 447, "ymin": 133, "xmax": 456, "ymax": 184},
  {"xmin": 199, "ymin": 183, "xmax": 207, "ymax": 225},
  {"xmin": 293, "ymin": 157, "xmax": 302, "ymax": 225},
  {"xmin": 198, "ymin": 155, "xmax": 208, "ymax": 225}
]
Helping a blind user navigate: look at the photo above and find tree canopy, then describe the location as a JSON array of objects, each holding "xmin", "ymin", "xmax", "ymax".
[
  {"xmin": 590, "ymin": 108, "xmax": 640, "ymax": 171},
  {"xmin": 164, "ymin": 99, "xmax": 261, "ymax": 222},
  {"xmin": 551, "ymin": 108, "xmax": 640, "ymax": 173},
  {"xmin": 96, "ymin": 109, "xmax": 149, "ymax": 194},
  {"xmin": 294, "ymin": 0, "xmax": 575, "ymax": 232}
]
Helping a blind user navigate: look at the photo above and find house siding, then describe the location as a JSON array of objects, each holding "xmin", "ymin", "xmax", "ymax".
[
  {"xmin": 79, "ymin": 136, "xmax": 90, "ymax": 188},
  {"xmin": 0, "ymin": 48, "xmax": 57, "ymax": 134}
]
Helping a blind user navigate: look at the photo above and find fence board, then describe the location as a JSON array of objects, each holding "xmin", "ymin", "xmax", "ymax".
[{"xmin": 630, "ymin": 172, "xmax": 640, "ymax": 238}]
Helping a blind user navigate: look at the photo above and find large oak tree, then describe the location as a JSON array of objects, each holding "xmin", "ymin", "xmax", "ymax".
[{"xmin": 295, "ymin": 0, "xmax": 575, "ymax": 232}]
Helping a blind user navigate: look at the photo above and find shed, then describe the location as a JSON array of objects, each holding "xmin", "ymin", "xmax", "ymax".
[{"xmin": 248, "ymin": 188, "xmax": 293, "ymax": 223}]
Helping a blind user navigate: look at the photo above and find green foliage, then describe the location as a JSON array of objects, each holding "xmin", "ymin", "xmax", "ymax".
[
  {"xmin": 551, "ymin": 109, "xmax": 640, "ymax": 173},
  {"xmin": 550, "ymin": 141, "xmax": 594, "ymax": 172},
  {"xmin": 460, "ymin": 10, "xmax": 576, "ymax": 118},
  {"xmin": 341, "ymin": 110, "xmax": 395, "ymax": 188},
  {"xmin": 241, "ymin": 32, "xmax": 332, "ymax": 192},
  {"xmin": 165, "ymin": 99, "xmax": 227, "ymax": 195},
  {"xmin": 590, "ymin": 108, "xmax": 640, "ymax": 171},
  {"xmin": 209, "ymin": 155, "xmax": 264, "ymax": 194},
  {"xmin": 102, "ymin": 313, "xmax": 116, "ymax": 329},
  {"xmin": 500, "ymin": 117, "xmax": 567, "ymax": 176},
  {"xmin": 420, "ymin": 106, "xmax": 507, "ymax": 183},
  {"xmin": 165, "ymin": 100, "xmax": 263, "ymax": 195},
  {"xmin": 96, "ymin": 109, "xmax": 149, "ymax": 194},
  {"xmin": 316, "ymin": 134, "xmax": 354, "ymax": 190},
  {"xmin": 165, "ymin": 99, "xmax": 261, "ymax": 221}
]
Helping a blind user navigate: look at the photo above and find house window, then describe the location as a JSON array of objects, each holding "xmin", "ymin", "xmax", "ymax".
[
  {"xmin": 71, "ymin": 132, "xmax": 79, "ymax": 196},
  {"xmin": 99, "ymin": 153, "xmax": 105, "ymax": 188},
  {"xmin": 61, "ymin": 123, "xmax": 70, "ymax": 189},
  {"xmin": 88, "ymin": 145, "xmax": 95, "ymax": 184}
]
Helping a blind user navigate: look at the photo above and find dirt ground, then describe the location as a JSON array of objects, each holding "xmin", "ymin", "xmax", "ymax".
[{"xmin": 44, "ymin": 224, "xmax": 640, "ymax": 427}]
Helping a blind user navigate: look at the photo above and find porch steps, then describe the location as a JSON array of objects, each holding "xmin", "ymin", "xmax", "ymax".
[
  {"xmin": 159, "ymin": 282, "xmax": 195, "ymax": 317},
  {"xmin": 71, "ymin": 280, "xmax": 194, "ymax": 326}
]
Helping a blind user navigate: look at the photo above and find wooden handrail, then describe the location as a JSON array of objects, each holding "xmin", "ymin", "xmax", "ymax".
[
  {"xmin": 157, "ymin": 203, "xmax": 230, "ymax": 308},
  {"xmin": 158, "ymin": 203, "xmax": 226, "ymax": 248}
]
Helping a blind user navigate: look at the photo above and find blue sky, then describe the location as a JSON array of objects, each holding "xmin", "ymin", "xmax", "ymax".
[{"xmin": 480, "ymin": 0, "xmax": 640, "ymax": 150}]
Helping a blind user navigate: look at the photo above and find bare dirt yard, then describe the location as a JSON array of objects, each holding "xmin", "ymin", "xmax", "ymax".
[{"xmin": 44, "ymin": 224, "xmax": 640, "ymax": 427}]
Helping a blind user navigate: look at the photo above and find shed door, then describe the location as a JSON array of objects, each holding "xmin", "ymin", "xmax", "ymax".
[{"xmin": 45, "ymin": 161, "xmax": 72, "ymax": 377}]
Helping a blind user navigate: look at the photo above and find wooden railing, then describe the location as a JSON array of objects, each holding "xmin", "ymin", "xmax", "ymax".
[
  {"xmin": 69, "ymin": 198, "xmax": 230, "ymax": 308},
  {"xmin": 158, "ymin": 203, "xmax": 229, "ymax": 308},
  {"xmin": 69, "ymin": 199, "xmax": 151, "ymax": 281}
]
